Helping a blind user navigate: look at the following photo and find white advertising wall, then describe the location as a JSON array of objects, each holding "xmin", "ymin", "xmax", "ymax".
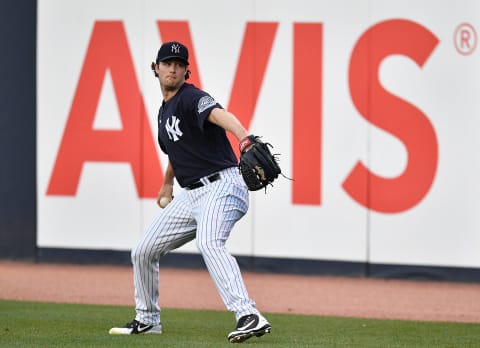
[{"xmin": 37, "ymin": 0, "xmax": 480, "ymax": 269}]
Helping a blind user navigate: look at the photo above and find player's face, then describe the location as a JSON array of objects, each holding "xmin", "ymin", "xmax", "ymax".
[{"xmin": 156, "ymin": 60, "xmax": 187, "ymax": 91}]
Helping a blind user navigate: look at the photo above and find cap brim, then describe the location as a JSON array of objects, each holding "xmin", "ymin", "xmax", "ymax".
[{"xmin": 159, "ymin": 56, "xmax": 189, "ymax": 65}]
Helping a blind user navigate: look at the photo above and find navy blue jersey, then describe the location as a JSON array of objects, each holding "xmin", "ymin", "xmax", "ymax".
[{"xmin": 157, "ymin": 83, "xmax": 238, "ymax": 187}]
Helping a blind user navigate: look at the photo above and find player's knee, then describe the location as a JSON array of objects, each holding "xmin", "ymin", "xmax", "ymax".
[
  {"xmin": 196, "ymin": 238, "xmax": 224, "ymax": 256},
  {"xmin": 130, "ymin": 244, "xmax": 144, "ymax": 265}
]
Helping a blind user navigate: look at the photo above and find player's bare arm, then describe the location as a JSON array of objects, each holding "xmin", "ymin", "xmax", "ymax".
[{"xmin": 208, "ymin": 108, "xmax": 249, "ymax": 141}]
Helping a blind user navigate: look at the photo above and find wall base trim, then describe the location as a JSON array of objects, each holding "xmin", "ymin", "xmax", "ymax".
[{"xmin": 33, "ymin": 247, "xmax": 480, "ymax": 283}]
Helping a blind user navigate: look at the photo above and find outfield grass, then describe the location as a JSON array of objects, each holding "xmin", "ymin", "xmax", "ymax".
[{"xmin": 1, "ymin": 300, "xmax": 480, "ymax": 347}]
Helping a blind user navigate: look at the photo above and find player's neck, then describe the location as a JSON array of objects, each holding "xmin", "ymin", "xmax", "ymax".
[{"xmin": 161, "ymin": 83, "xmax": 184, "ymax": 102}]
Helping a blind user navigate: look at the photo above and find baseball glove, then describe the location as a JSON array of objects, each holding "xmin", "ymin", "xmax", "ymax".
[{"xmin": 238, "ymin": 135, "xmax": 281, "ymax": 191}]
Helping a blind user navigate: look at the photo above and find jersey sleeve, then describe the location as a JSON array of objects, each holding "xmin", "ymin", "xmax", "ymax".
[
  {"xmin": 157, "ymin": 107, "xmax": 168, "ymax": 154},
  {"xmin": 158, "ymin": 138, "xmax": 168, "ymax": 154},
  {"xmin": 190, "ymin": 88, "xmax": 223, "ymax": 130}
]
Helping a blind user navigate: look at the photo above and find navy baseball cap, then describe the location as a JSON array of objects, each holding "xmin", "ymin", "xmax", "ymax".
[{"xmin": 156, "ymin": 41, "xmax": 189, "ymax": 65}]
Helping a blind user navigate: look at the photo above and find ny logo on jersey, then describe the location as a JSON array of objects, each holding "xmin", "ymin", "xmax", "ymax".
[{"xmin": 165, "ymin": 116, "xmax": 183, "ymax": 142}]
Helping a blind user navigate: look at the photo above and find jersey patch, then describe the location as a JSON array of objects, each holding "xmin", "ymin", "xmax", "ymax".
[{"xmin": 197, "ymin": 96, "xmax": 217, "ymax": 114}]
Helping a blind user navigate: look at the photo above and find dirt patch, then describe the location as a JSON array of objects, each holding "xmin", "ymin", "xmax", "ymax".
[{"xmin": 2, "ymin": 261, "xmax": 480, "ymax": 323}]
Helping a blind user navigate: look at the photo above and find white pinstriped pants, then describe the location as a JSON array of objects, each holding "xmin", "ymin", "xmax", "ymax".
[{"xmin": 131, "ymin": 167, "xmax": 259, "ymax": 326}]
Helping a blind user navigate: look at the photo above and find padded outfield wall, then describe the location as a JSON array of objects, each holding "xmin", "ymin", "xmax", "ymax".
[
  {"xmin": 0, "ymin": 0, "xmax": 37, "ymax": 260},
  {"xmin": 4, "ymin": 0, "xmax": 480, "ymax": 280}
]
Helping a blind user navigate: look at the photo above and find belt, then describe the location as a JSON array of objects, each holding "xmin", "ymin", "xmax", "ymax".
[{"xmin": 186, "ymin": 173, "xmax": 221, "ymax": 190}]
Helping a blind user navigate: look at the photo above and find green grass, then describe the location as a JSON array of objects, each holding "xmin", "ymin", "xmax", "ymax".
[{"xmin": 1, "ymin": 300, "xmax": 480, "ymax": 347}]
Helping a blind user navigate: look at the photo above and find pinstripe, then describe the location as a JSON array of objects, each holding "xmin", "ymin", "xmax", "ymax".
[{"xmin": 131, "ymin": 167, "xmax": 259, "ymax": 325}]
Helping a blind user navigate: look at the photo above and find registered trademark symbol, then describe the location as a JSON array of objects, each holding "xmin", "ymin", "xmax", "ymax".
[{"xmin": 454, "ymin": 22, "xmax": 477, "ymax": 55}]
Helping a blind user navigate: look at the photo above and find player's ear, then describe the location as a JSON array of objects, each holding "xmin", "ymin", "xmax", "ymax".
[
  {"xmin": 185, "ymin": 69, "xmax": 191, "ymax": 80},
  {"xmin": 151, "ymin": 62, "xmax": 158, "ymax": 77}
]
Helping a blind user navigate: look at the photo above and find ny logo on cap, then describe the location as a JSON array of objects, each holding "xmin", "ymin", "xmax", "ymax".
[{"xmin": 171, "ymin": 43, "xmax": 181, "ymax": 54}]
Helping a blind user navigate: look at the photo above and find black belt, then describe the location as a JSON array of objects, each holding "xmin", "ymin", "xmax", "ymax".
[{"xmin": 186, "ymin": 173, "xmax": 221, "ymax": 190}]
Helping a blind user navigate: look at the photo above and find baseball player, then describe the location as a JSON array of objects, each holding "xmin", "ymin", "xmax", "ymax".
[{"xmin": 109, "ymin": 41, "xmax": 271, "ymax": 343}]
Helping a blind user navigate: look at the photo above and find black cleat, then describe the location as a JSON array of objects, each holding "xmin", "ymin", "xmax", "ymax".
[{"xmin": 227, "ymin": 314, "xmax": 271, "ymax": 343}]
